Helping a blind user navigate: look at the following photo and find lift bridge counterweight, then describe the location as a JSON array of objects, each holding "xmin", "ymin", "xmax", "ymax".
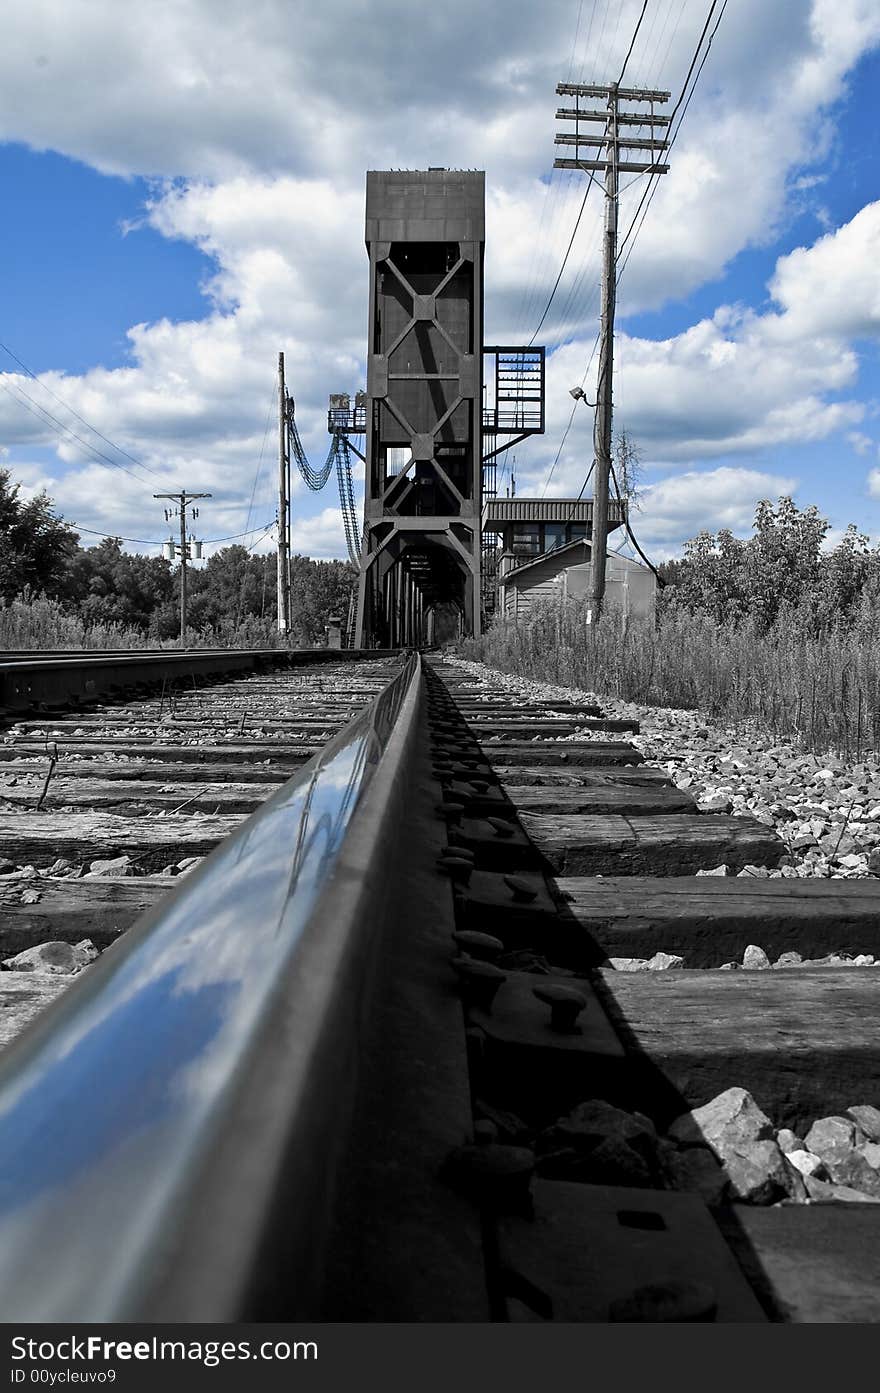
[{"xmin": 330, "ymin": 170, "xmax": 545, "ymax": 647}]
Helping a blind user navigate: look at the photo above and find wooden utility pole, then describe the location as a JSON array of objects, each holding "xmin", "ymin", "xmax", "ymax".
[
  {"xmin": 554, "ymin": 80, "xmax": 670, "ymax": 619},
  {"xmin": 154, "ymin": 490, "xmax": 211, "ymax": 644},
  {"xmin": 277, "ymin": 351, "xmax": 291, "ymax": 634}
]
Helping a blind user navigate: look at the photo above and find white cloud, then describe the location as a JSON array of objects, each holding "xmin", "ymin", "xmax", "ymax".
[
  {"xmin": 517, "ymin": 197, "xmax": 880, "ymax": 496},
  {"xmin": 848, "ymin": 431, "xmax": 874, "ymax": 455},
  {"xmin": 0, "ymin": 0, "xmax": 879, "ymax": 557},
  {"xmin": 634, "ymin": 465, "xmax": 800, "ymax": 558},
  {"xmin": 290, "ymin": 506, "xmax": 356, "ymax": 562},
  {"xmin": 868, "ymin": 468, "xmax": 880, "ymax": 498},
  {"xmin": 768, "ymin": 200, "xmax": 880, "ymax": 342}
]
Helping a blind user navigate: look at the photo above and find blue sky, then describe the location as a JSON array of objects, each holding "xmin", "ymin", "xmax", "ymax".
[
  {"xmin": 1, "ymin": 0, "xmax": 879, "ymax": 563},
  {"xmin": 0, "ymin": 152, "xmax": 213, "ymax": 375}
]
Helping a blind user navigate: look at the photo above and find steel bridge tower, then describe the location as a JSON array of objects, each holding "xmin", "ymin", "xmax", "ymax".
[{"xmin": 355, "ymin": 170, "xmax": 485, "ymax": 648}]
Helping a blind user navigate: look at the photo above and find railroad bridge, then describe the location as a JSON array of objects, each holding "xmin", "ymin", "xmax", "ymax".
[{"xmin": 337, "ymin": 169, "xmax": 546, "ymax": 647}]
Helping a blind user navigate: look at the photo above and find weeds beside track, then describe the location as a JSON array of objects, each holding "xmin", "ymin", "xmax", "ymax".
[{"xmin": 466, "ymin": 598, "xmax": 880, "ymax": 760}]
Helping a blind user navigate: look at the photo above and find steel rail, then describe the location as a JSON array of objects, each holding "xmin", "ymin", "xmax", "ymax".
[
  {"xmin": 0, "ymin": 647, "xmax": 400, "ymax": 710},
  {"xmin": 0, "ymin": 650, "xmax": 421, "ymax": 1320}
]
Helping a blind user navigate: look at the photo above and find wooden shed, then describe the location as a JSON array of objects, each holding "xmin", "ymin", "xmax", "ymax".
[{"xmin": 498, "ymin": 539, "xmax": 656, "ymax": 621}]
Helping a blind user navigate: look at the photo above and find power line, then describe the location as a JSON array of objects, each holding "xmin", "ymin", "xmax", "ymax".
[
  {"xmin": 234, "ymin": 518, "xmax": 279, "ymax": 627},
  {"xmin": 245, "ymin": 382, "xmax": 277, "ymax": 533},
  {"xmin": 618, "ymin": 0, "xmax": 650, "ymax": 85},
  {"xmin": 528, "ymin": 170, "xmax": 602, "ymax": 345},
  {"xmin": 632, "ymin": 0, "xmax": 672, "ymax": 86},
  {"xmin": 69, "ymin": 521, "xmax": 275, "ymax": 547},
  {"xmin": 67, "ymin": 525, "xmax": 158, "ymax": 545},
  {"xmin": 527, "ymin": 0, "xmax": 656, "ymax": 348},
  {"xmin": 0, "ymin": 378, "xmax": 156, "ymax": 486},
  {"xmin": 528, "ymin": 0, "xmax": 724, "ymax": 598},
  {"xmin": 617, "ymin": 0, "xmax": 728, "ymax": 269},
  {"xmin": 622, "ymin": 0, "xmax": 729, "ymax": 276},
  {"xmin": 0, "ymin": 339, "xmax": 162, "ymax": 478},
  {"xmin": 516, "ymin": 0, "xmax": 609, "ymax": 339},
  {"xmin": 610, "ymin": 460, "xmax": 666, "ymax": 585},
  {"xmin": 542, "ymin": 1, "xmax": 729, "ymax": 516},
  {"xmin": 540, "ymin": 329, "xmax": 602, "ymax": 498},
  {"xmin": 198, "ymin": 524, "xmax": 277, "ymax": 545},
  {"xmin": 653, "ymin": 0, "xmax": 690, "ymax": 85}
]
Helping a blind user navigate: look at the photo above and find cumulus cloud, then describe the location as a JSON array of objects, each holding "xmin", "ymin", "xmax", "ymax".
[
  {"xmin": 518, "ymin": 196, "xmax": 880, "ymax": 501},
  {"xmin": 288, "ymin": 507, "xmax": 356, "ymax": 562},
  {"xmin": 768, "ymin": 201, "xmax": 880, "ymax": 342},
  {"xmin": 849, "ymin": 431, "xmax": 874, "ymax": 455},
  {"xmin": 0, "ymin": 0, "xmax": 879, "ymax": 557},
  {"xmin": 869, "ymin": 468, "xmax": 880, "ymax": 498},
  {"xmin": 631, "ymin": 465, "xmax": 800, "ymax": 558}
]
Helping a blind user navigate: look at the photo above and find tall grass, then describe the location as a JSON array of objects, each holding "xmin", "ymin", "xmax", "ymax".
[
  {"xmin": 465, "ymin": 595, "xmax": 880, "ymax": 760},
  {"xmin": 0, "ymin": 596, "xmax": 287, "ymax": 651}
]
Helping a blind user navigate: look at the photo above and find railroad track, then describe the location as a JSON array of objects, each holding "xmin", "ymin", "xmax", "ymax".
[
  {"xmin": 0, "ymin": 649, "xmax": 878, "ymax": 1322},
  {"xmin": 0, "ymin": 650, "xmax": 400, "ymax": 1013}
]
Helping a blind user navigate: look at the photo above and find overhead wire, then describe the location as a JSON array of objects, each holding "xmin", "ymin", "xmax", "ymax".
[
  {"xmin": 244, "ymin": 383, "xmax": 277, "ymax": 535},
  {"xmin": 605, "ymin": 0, "xmax": 730, "ymax": 579},
  {"xmin": 547, "ymin": 233, "xmax": 604, "ymax": 343},
  {"xmin": 515, "ymin": 0, "xmax": 593, "ymax": 339},
  {"xmin": 653, "ymin": 0, "xmax": 690, "ymax": 85},
  {"xmin": 526, "ymin": 0, "xmax": 653, "ymax": 350},
  {"xmin": 0, "ymin": 378, "xmax": 157, "ymax": 487},
  {"xmin": 518, "ymin": 0, "xmax": 620, "ymax": 339},
  {"xmin": 618, "ymin": 7, "xmax": 728, "ymax": 279},
  {"xmin": 69, "ymin": 521, "xmax": 275, "ymax": 547},
  {"xmin": 610, "ymin": 461, "xmax": 666, "ymax": 584},
  {"xmin": 617, "ymin": 0, "xmax": 727, "ymax": 268},
  {"xmin": 527, "ymin": 169, "xmax": 603, "ymax": 346},
  {"xmin": 539, "ymin": 329, "xmax": 602, "ymax": 498},
  {"xmin": 236, "ymin": 382, "xmax": 278, "ymax": 625},
  {"xmin": 66, "ymin": 526, "xmax": 159, "ymax": 546},
  {"xmin": 234, "ymin": 519, "xmax": 279, "ymax": 627},
  {"xmin": 631, "ymin": 0, "xmax": 668, "ymax": 84},
  {"xmin": 532, "ymin": 0, "xmax": 655, "ymax": 495},
  {"xmin": 0, "ymin": 338, "xmax": 162, "ymax": 479},
  {"xmin": 617, "ymin": 0, "xmax": 649, "ymax": 84},
  {"xmin": 538, "ymin": 0, "xmax": 728, "ymax": 581}
]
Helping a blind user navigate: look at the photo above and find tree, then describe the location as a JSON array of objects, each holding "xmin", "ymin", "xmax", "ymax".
[
  {"xmin": 669, "ymin": 526, "xmax": 750, "ymax": 625},
  {"xmin": 0, "ymin": 467, "xmax": 78, "ymax": 602},
  {"xmin": 814, "ymin": 524, "xmax": 880, "ymax": 629},
  {"xmin": 62, "ymin": 538, "xmax": 173, "ymax": 631},
  {"xmin": 183, "ymin": 547, "xmax": 356, "ymax": 644},
  {"xmin": 288, "ymin": 554, "xmax": 357, "ymax": 645},
  {"xmin": 664, "ymin": 496, "xmax": 880, "ymax": 635},
  {"xmin": 744, "ymin": 498, "xmax": 827, "ymax": 629},
  {"xmin": 614, "ymin": 428, "xmax": 642, "ymax": 510},
  {"xmin": 184, "ymin": 545, "xmax": 273, "ymax": 632}
]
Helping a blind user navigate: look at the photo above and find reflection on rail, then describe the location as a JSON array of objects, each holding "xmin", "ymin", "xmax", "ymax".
[{"xmin": 0, "ymin": 652, "xmax": 419, "ymax": 1321}]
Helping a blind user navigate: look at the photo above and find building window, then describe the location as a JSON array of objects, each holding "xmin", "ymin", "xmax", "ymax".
[
  {"xmin": 568, "ymin": 523, "xmax": 587, "ymax": 542},
  {"xmin": 512, "ymin": 526, "xmax": 540, "ymax": 556},
  {"xmin": 544, "ymin": 523, "xmax": 566, "ymax": 553}
]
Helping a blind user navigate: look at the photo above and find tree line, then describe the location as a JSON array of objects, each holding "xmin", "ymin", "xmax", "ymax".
[
  {"xmin": 5, "ymin": 463, "xmax": 877, "ymax": 645},
  {"xmin": 0, "ymin": 467, "xmax": 356, "ymax": 645},
  {"xmin": 658, "ymin": 496, "xmax": 880, "ymax": 634}
]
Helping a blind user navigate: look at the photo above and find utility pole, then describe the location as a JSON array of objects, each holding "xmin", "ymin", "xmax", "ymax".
[
  {"xmin": 154, "ymin": 490, "xmax": 211, "ymax": 644},
  {"xmin": 554, "ymin": 80, "xmax": 670, "ymax": 619},
  {"xmin": 277, "ymin": 351, "xmax": 291, "ymax": 634}
]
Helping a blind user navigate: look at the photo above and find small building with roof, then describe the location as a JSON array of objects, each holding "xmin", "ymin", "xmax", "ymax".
[
  {"xmin": 480, "ymin": 496, "xmax": 654, "ymax": 622},
  {"xmin": 484, "ymin": 493, "xmax": 657, "ymax": 618}
]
